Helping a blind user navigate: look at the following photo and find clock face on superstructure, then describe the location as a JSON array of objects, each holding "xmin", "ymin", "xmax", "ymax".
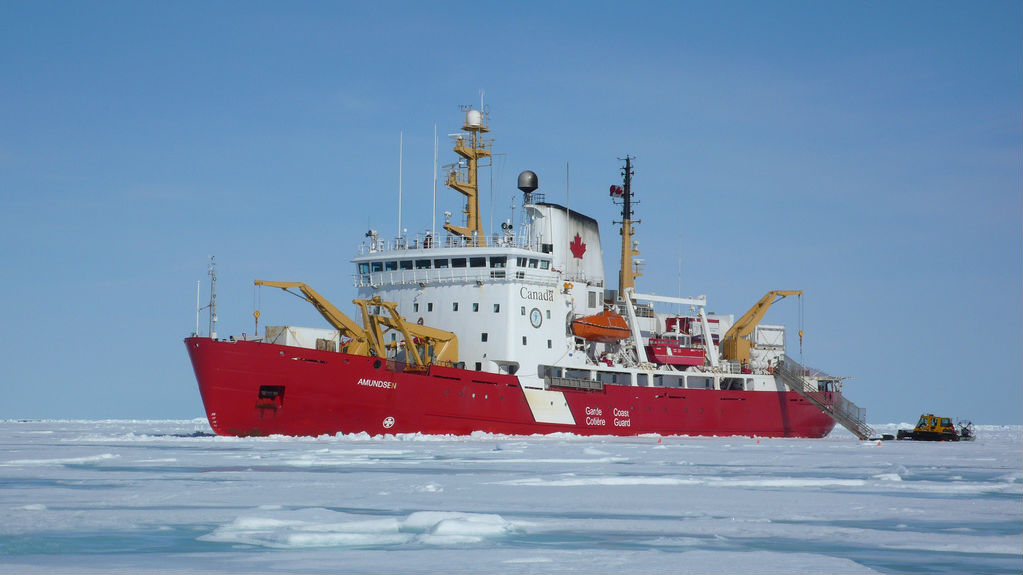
[{"xmin": 529, "ymin": 308, "xmax": 543, "ymax": 328}]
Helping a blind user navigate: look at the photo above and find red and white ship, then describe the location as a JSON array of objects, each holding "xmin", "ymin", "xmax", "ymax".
[{"xmin": 185, "ymin": 107, "xmax": 873, "ymax": 439}]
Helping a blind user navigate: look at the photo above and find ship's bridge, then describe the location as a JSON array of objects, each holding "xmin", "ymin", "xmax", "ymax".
[
  {"xmin": 353, "ymin": 239, "xmax": 558, "ymax": 289},
  {"xmin": 354, "ymin": 200, "xmax": 606, "ymax": 290}
]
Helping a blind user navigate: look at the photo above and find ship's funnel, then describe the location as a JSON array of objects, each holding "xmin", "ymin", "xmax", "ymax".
[{"xmin": 517, "ymin": 170, "xmax": 538, "ymax": 194}]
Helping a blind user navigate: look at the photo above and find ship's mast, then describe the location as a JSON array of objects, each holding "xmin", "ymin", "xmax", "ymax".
[
  {"xmin": 616, "ymin": 156, "xmax": 641, "ymax": 296},
  {"xmin": 443, "ymin": 107, "xmax": 491, "ymax": 246},
  {"xmin": 207, "ymin": 255, "xmax": 217, "ymax": 339},
  {"xmin": 194, "ymin": 280, "xmax": 201, "ymax": 336}
]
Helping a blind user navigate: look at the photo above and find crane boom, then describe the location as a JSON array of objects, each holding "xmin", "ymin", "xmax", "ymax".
[
  {"xmin": 253, "ymin": 280, "xmax": 370, "ymax": 356},
  {"xmin": 721, "ymin": 290, "xmax": 802, "ymax": 364},
  {"xmin": 254, "ymin": 281, "xmax": 458, "ymax": 366}
]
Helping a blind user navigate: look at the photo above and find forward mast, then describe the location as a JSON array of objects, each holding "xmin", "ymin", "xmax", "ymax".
[{"xmin": 443, "ymin": 107, "xmax": 491, "ymax": 246}]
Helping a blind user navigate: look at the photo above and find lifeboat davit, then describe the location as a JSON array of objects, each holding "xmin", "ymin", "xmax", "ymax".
[{"xmin": 571, "ymin": 310, "xmax": 630, "ymax": 342}]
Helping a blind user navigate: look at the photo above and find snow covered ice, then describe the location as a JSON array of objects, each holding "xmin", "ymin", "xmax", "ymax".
[{"xmin": 0, "ymin": 420, "xmax": 1020, "ymax": 574}]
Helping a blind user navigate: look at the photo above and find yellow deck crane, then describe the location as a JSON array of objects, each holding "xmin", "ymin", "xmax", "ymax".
[
  {"xmin": 720, "ymin": 290, "xmax": 803, "ymax": 364},
  {"xmin": 254, "ymin": 280, "xmax": 458, "ymax": 367},
  {"xmin": 353, "ymin": 296, "xmax": 459, "ymax": 368}
]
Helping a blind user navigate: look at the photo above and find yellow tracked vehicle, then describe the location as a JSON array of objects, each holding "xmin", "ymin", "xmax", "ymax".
[{"xmin": 897, "ymin": 414, "xmax": 974, "ymax": 441}]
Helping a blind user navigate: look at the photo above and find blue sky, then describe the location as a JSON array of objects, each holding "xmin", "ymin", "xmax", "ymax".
[{"xmin": 2, "ymin": 1, "xmax": 1020, "ymax": 424}]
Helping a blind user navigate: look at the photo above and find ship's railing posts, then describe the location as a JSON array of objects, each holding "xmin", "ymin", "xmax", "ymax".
[
  {"xmin": 352, "ymin": 266, "xmax": 561, "ymax": 290},
  {"xmin": 356, "ymin": 231, "xmax": 554, "ymax": 256}
]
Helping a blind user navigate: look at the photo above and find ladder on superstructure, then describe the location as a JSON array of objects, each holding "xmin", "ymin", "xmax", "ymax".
[{"xmin": 774, "ymin": 355, "xmax": 875, "ymax": 440}]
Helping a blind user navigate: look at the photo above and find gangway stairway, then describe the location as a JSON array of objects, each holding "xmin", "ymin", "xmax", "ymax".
[{"xmin": 775, "ymin": 355, "xmax": 875, "ymax": 440}]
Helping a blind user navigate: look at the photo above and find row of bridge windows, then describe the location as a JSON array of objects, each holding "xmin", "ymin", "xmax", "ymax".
[{"xmin": 359, "ymin": 256, "xmax": 550, "ymax": 274}]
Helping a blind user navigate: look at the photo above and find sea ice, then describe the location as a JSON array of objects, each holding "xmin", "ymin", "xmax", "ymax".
[{"xmin": 0, "ymin": 420, "xmax": 1019, "ymax": 574}]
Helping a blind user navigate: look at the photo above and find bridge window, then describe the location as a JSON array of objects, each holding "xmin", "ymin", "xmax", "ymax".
[
  {"xmin": 358, "ymin": 263, "xmax": 369, "ymax": 274},
  {"xmin": 540, "ymin": 260, "xmax": 550, "ymax": 270},
  {"xmin": 399, "ymin": 260, "xmax": 413, "ymax": 270},
  {"xmin": 516, "ymin": 257, "xmax": 527, "ymax": 267},
  {"xmin": 434, "ymin": 259, "xmax": 449, "ymax": 269},
  {"xmin": 528, "ymin": 259, "xmax": 538, "ymax": 268},
  {"xmin": 385, "ymin": 261, "xmax": 397, "ymax": 271},
  {"xmin": 451, "ymin": 258, "xmax": 467, "ymax": 268},
  {"xmin": 415, "ymin": 259, "xmax": 431, "ymax": 269},
  {"xmin": 371, "ymin": 262, "xmax": 383, "ymax": 272},
  {"xmin": 470, "ymin": 257, "xmax": 486, "ymax": 268},
  {"xmin": 490, "ymin": 256, "xmax": 506, "ymax": 268}
]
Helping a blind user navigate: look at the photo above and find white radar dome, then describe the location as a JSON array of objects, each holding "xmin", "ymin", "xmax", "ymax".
[{"xmin": 466, "ymin": 109, "xmax": 483, "ymax": 127}]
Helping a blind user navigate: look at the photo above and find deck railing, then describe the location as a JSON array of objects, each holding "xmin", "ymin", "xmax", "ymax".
[
  {"xmin": 358, "ymin": 232, "xmax": 544, "ymax": 255},
  {"xmin": 353, "ymin": 267, "xmax": 562, "ymax": 288}
]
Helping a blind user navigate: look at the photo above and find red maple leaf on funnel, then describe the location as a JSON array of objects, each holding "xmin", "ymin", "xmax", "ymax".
[{"xmin": 569, "ymin": 233, "xmax": 587, "ymax": 259}]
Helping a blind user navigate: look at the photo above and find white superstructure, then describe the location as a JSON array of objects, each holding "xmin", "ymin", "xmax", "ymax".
[{"xmin": 354, "ymin": 200, "xmax": 610, "ymax": 382}]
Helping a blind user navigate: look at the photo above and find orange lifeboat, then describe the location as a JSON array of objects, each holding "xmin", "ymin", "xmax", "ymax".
[{"xmin": 571, "ymin": 310, "xmax": 630, "ymax": 343}]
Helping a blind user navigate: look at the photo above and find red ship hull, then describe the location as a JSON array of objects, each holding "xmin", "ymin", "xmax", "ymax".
[{"xmin": 186, "ymin": 337, "xmax": 837, "ymax": 438}]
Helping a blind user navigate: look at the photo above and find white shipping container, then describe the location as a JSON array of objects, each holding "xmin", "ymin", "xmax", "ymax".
[
  {"xmin": 264, "ymin": 326, "xmax": 341, "ymax": 350},
  {"xmin": 754, "ymin": 324, "xmax": 785, "ymax": 348}
]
